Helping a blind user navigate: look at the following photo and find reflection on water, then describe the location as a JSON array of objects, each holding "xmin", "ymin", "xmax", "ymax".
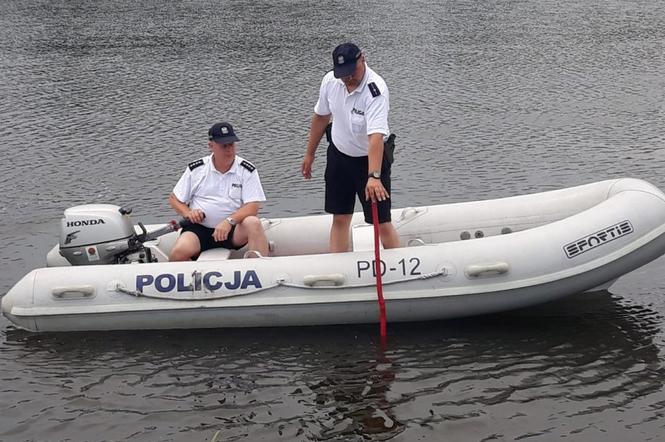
[
  {"xmin": 310, "ymin": 351, "xmax": 403, "ymax": 440},
  {"xmin": 2, "ymin": 292, "xmax": 664, "ymax": 441}
]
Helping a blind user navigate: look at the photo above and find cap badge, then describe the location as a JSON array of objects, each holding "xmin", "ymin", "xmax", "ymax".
[
  {"xmin": 337, "ymin": 55, "xmax": 345, "ymax": 64},
  {"xmin": 221, "ymin": 127, "xmax": 229, "ymax": 134}
]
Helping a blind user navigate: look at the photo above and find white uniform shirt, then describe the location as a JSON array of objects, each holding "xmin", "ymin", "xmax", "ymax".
[
  {"xmin": 314, "ymin": 64, "xmax": 390, "ymax": 157},
  {"xmin": 172, "ymin": 154, "xmax": 266, "ymax": 229}
]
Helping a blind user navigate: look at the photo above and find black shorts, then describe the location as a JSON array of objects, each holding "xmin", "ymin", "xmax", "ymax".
[
  {"xmin": 181, "ymin": 223, "xmax": 246, "ymax": 253},
  {"xmin": 324, "ymin": 143, "xmax": 392, "ymax": 224}
]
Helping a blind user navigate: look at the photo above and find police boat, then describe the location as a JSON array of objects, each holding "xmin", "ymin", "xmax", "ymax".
[{"xmin": 3, "ymin": 177, "xmax": 665, "ymax": 332}]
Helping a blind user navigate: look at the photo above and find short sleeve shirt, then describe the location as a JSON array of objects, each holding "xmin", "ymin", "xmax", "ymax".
[
  {"xmin": 314, "ymin": 64, "xmax": 390, "ymax": 157},
  {"xmin": 172, "ymin": 154, "xmax": 266, "ymax": 228}
]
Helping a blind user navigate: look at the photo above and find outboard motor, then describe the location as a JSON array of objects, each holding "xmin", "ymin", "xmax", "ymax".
[{"xmin": 59, "ymin": 204, "xmax": 186, "ymax": 265}]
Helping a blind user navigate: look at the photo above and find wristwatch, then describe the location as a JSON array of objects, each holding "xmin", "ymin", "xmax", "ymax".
[
  {"xmin": 225, "ymin": 217, "xmax": 237, "ymax": 226},
  {"xmin": 368, "ymin": 171, "xmax": 381, "ymax": 179}
]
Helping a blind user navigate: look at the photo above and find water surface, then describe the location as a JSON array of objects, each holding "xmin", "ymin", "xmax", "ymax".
[{"xmin": 1, "ymin": 0, "xmax": 664, "ymax": 440}]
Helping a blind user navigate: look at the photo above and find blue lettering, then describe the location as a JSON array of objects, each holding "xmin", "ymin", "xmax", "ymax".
[
  {"xmin": 136, "ymin": 274, "xmax": 153, "ymax": 293},
  {"xmin": 194, "ymin": 272, "xmax": 202, "ymax": 291},
  {"xmin": 177, "ymin": 273, "xmax": 191, "ymax": 291},
  {"xmin": 135, "ymin": 271, "xmax": 262, "ymax": 295},
  {"xmin": 204, "ymin": 271, "xmax": 223, "ymax": 291},
  {"xmin": 225, "ymin": 271, "xmax": 241, "ymax": 290},
  {"xmin": 241, "ymin": 270, "xmax": 262, "ymax": 289},
  {"xmin": 155, "ymin": 274, "xmax": 176, "ymax": 292}
]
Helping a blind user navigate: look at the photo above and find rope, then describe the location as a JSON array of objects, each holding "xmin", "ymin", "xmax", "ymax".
[
  {"xmin": 372, "ymin": 200, "xmax": 387, "ymax": 339},
  {"xmin": 113, "ymin": 270, "xmax": 447, "ymax": 301}
]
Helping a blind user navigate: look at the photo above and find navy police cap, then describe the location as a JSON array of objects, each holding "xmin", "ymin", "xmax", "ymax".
[
  {"xmin": 332, "ymin": 43, "xmax": 361, "ymax": 78},
  {"xmin": 208, "ymin": 122, "xmax": 240, "ymax": 143}
]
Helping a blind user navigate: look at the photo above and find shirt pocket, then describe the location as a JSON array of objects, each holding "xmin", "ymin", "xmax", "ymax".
[
  {"xmin": 350, "ymin": 113, "xmax": 366, "ymax": 135},
  {"xmin": 228, "ymin": 184, "xmax": 243, "ymax": 201}
]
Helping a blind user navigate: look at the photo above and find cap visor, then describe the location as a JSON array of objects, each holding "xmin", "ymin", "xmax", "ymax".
[
  {"xmin": 333, "ymin": 63, "xmax": 357, "ymax": 78},
  {"xmin": 211, "ymin": 135, "xmax": 240, "ymax": 143}
]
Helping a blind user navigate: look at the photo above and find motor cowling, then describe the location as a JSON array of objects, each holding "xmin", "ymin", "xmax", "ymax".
[{"xmin": 59, "ymin": 204, "xmax": 136, "ymax": 265}]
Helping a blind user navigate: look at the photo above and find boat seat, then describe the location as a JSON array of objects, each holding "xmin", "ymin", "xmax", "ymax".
[
  {"xmin": 352, "ymin": 224, "xmax": 382, "ymax": 251},
  {"xmin": 197, "ymin": 248, "xmax": 232, "ymax": 261}
]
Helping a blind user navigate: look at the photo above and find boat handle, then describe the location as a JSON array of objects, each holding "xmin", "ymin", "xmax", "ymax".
[
  {"xmin": 52, "ymin": 285, "xmax": 96, "ymax": 299},
  {"xmin": 465, "ymin": 262, "xmax": 510, "ymax": 277},
  {"xmin": 303, "ymin": 274, "xmax": 346, "ymax": 287}
]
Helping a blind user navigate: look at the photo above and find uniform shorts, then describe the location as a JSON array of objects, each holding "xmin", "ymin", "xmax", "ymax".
[
  {"xmin": 181, "ymin": 223, "xmax": 246, "ymax": 253},
  {"xmin": 324, "ymin": 143, "xmax": 392, "ymax": 224}
]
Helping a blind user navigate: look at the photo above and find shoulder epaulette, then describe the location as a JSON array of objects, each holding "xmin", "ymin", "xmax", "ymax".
[
  {"xmin": 188, "ymin": 159, "xmax": 204, "ymax": 171},
  {"xmin": 240, "ymin": 160, "xmax": 256, "ymax": 172},
  {"xmin": 368, "ymin": 82, "xmax": 381, "ymax": 97}
]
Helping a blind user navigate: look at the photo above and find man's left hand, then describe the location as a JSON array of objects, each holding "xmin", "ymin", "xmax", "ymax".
[
  {"xmin": 213, "ymin": 220, "xmax": 233, "ymax": 242},
  {"xmin": 365, "ymin": 178, "xmax": 390, "ymax": 202}
]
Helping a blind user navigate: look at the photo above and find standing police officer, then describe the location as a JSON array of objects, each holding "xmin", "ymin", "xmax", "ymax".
[
  {"xmin": 169, "ymin": 122, "xmax": 269, "ymax": 261},
  {"xmin": 301, "ymin": 43, "xmax": 400, "ymax": 252}
]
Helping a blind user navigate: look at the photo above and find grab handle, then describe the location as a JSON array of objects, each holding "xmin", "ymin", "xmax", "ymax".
[
  {"xmin": 303, "ymin": 274, "xmax": 346, "ymax": 287},
  {"xmin": 52, "ymin": 285, "xmax": 96, "ymax": 299},
  {"xmin": 465, "ymin": 262, "xmax": 510, "ymax": 277}
]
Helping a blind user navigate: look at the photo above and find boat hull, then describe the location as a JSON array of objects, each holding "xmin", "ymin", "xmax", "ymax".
[{"xmin": 3, "ymin": 178, "xmax": 665, "ymax": 332}]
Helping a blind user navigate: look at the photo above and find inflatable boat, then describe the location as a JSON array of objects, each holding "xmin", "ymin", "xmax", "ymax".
[{"xmin": 3, "ymin": 178, "xmax": 665, "ymax": 332}]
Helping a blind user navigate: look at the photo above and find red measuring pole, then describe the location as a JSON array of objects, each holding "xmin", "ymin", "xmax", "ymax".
[{"xmin": 371, "ymin": 200, "xmax": 387, "ymax": 339}]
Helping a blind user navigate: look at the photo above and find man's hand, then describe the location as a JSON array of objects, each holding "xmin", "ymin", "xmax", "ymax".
[
  {"xmin": 301, "ymin": 153, "xmax": 315, "ymax": 179},
  {"xmin": 365, "ymin": 178, "xmax": 389, "ymax": 202},
  {"xmin": 302, "ymin": 113, "xmax": 330, "ymax": 179},
  {"xmin": 185, "ymin": 209, "xmax": 206, "ymax": 224},
  {"xmin": 213, "ymin": 220, "xmax": 233, "ymax": 242}
]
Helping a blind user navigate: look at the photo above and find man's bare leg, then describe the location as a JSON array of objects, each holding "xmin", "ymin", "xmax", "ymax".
[
  {"xmin": 169, "ymin": 232, "xmax": 201, "ymax": 261},
  {"xmin": 330, "ymin": 214, "xmax": 353, "ymax": 253},
  {"xmin": 233, "ymin": 216, "xmax": 269, "ymax": 256},
  {"xmin": 379, "ymin": 222, "xmax": 400, "ymax": 249}
]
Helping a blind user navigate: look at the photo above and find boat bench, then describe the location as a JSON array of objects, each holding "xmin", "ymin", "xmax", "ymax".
[{"xmin": 197, "ymin": 248, "xmax": 232, "ymax": 261}]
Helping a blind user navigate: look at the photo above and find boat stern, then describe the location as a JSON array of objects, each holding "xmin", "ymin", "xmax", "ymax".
[{"xmin": 2, "ymin": 270, "xmax": 38, "ymax": 332}]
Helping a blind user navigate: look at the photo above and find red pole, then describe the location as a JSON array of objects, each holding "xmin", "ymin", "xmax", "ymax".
[{"xmin": 371, "ymin": 200, "xmax": 387, "ymax": 340}]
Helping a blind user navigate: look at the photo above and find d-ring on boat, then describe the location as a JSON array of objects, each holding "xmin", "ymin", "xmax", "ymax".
[{"xmin": 3, "ymin": 178, "xmax": 665, "ymax": 332}]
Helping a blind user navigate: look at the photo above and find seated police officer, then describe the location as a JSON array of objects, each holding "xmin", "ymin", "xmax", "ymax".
[{"xmin": 168, "ymin": 122, "xmax": 269, "ymax": 261}]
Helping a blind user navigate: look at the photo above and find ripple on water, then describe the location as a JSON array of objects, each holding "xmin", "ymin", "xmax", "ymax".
[
  {"xmin": 2, "ymin": 0, "xmax": 665, "ymax": 440},
  {"xmin": 1, "ymin": 292, "xmax": 664, "ymax": 441}
]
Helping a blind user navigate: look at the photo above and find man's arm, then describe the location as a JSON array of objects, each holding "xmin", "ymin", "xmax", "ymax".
[
  {"xmin": 367, "ymin": 133, "xmax": 384, "ymax": 178},
  {"xmin": 227, "ymin": 201, "xmax": 260, "ymax": 224},
  {"xmin": 212, "ymin": 202, "xmax": 261, "ymax": 242},
  {"xmin": 169, "ymin": 192, "xmax": 205, "ymax": 223},
  {"xmin": 365, "ymin": 133, "xmax": 389, "ymax": 202},
  {"xmin": 301, "ymin": 113, "xmax": 331, "ymax": 179},
  {"xmin": 363, "ymin": 84, "xmax": 390, "ymax": 202}
]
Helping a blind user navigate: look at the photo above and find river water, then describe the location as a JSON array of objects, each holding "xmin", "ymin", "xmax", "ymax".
[{"xmin": 1, "ymin": 0, "xmax": 664, "ymax": 440}]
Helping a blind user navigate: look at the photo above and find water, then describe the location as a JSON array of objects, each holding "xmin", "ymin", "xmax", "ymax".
[{"xmin": 1, "ymin": 0, "xmax": 664, "ymax": 440}]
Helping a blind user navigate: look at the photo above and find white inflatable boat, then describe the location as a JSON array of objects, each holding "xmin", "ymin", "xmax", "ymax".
[{"xmin": 3, "ymin": 178, "xmax": 665, "ymax": 332}]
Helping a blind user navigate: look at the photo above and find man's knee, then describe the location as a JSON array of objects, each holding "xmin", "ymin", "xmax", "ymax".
[
  {"xmin": 332, "ymin": 214, "xmax": 353, "ymax": 228},
  {"xmin": 240, "ymin": 215, "xmax": 263, "ymax": 233},
  {"xmin": 169, "ymin": 249, "xmax": 190, "ymax": 262},
  {"xmin": 378, "ymin": 221, "xmax": 395, "ymax": 231},
  {"xmin": 169, "ymin": 233, "xmax": 200, "ymax": 261},
  {"xmin": 169, "ymin": 244, "xmax": 197, "ymax": 261},
  {"xmin": 234, "ymin": 216, "xmax": 266, "ymax": 248}
]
